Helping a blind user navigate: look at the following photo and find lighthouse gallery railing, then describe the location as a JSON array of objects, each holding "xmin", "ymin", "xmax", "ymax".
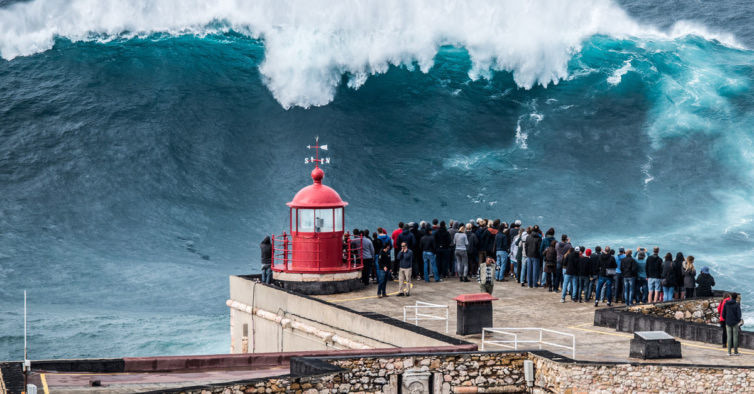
[{"xmin": 271, "ymin": 232, "xmax": 364, "ymax": 272}]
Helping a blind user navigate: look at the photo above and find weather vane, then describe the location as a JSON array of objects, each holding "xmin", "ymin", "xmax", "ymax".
[{"xmin": 305, "ymin": 136, "xmax": 330, "ymax": 167}]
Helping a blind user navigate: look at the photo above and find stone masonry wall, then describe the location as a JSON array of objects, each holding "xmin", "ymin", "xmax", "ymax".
[
  {"xmin": 175, "ymin": 353, "xmax": 529, "ymax": 393},
  {"xmin": 628, "ymin": 299, "xmax": 721, "ymax": 325},
  {"xmin": 173, "ymin": 352, "xmax": 753, "ymax": 394},
  {"xmin": 533, "ymin": 354, "xmax": 753, "ymax": 393}
]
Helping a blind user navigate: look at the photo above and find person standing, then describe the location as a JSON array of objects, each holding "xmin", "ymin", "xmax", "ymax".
[
  {"xmin": 358, "ymin": 231, "xmax": 375, "ymax": 286},
  {"xmin": 391, "ymin": 222, "xmax": 404, "ymax": 274},
  {"xmin": 260, "ymin": 236, "xmax": 272, "ymax": 284},
  {"xmin": 555, "ymin": 234, "xmax": 571, "ymax": 292},
  {"xmin": 421, "ymin": 229, "xmax": 440, "ymax": 282},
  {"xmin": 467, "ymin": 224, "xmax": 479, "ymax": 280},
  {"xmin": 586, "ymin": 246, "xmax": 602, "ymax": 301},
  {"xmin": 595, "ymin": 246, "xmax": 617, "ymax": 307},
  {"xmin": 478, "ymin": 256, "xmax": 497, "ymax": 294},
  {"xmin": 696, "ymin": 266, "xmax": 715, "ymax": 297},
  {"xmin": 621, "ymin": 250, "xmax": 638, "ymax": 307},
  {"xmin": 543, "ymin": 240, "xmax": 557, "ymax": 291},
  {"xmin": 510, "ymin": 228, "xmax": 523, "ymax": 283},
  {"xmin": 682, "ymin": 255, "xmax": 697, "ymax": 299},
  {"xmin": 494, "ymin": 223, "xmax": 509, "ymax": 281},
  {"xmin": 377, "ymin": 244, "xmax": 391, "ymax": 298},
  {"xmin": 614, "ymin": 248, "xmax": 626, "ymax": 303},
  {"xmin": 540, "ymin": 228, "xmax": 556, "ymax": 286},
  {"xmin": 396, "ymin": 242, "xmax": 413, "ymax": 296},
  {"xmin": 454, "ymin": 225, "xmax": 470, "ymax": 282},
  {"xmin": 525, "ymin": 226, "xmax": 543, "ymax": 288},
  {"xmin": 722, "ymin": 293, "xmax": 742, "ymax": 356},
  {"xmin": 718, "ymin": 293, "xmax": 732, "ymax": 348},
  {"xmin": 519, "ymin": 227, "xmax": 531, "ymax": 287},
  {"xmin": 576, "ymin": 248, "xmax": 591, "ymax": 302},
  {"xmin": 635, "ymin": 248, "xmax": 648, "ymax": 304},
  {"xmin": 561, "ymin": 247, "xmax": 580, "ymax": 303},
  {"xmin": 435, "ymin": 221, "xmax": 452, "ymax": 278},
  {"xmin": 475, "ymin": 219, "xmax": 490, "ymax": 276},
  {"xmin": 661, "ymin": 253, "xmax": 676, "ymax": 301},
  {"xmin": 673, "ymin": 252, "xmax": 685, "ymax": 300},
  {"xmin": 646, "ymin": 247, "xmax": 663, "ymax": 303}
]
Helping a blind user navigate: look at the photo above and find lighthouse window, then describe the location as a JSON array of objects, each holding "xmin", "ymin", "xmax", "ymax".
[
  {"xmin": 315, "ymin": 209, "xmax": 334, "ymax": 232},
  {"xmin": 334, "ymin": 208, "xmax": 343, "ymax": 231},
  {"xmin": 297, "ymin": 209, "xmax": 315, "ymax": 232}
]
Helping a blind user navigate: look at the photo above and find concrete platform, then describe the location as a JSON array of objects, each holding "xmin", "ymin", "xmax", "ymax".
[{"xmin": 316, "ymin": 276, "xmax": 754, "ymax": 366}]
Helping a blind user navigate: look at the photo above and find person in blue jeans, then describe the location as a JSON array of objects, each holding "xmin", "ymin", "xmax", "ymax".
[
  {"xmin": 621, "ymin": 250, "xmax": 638, "ymax": 306},
  {"xmin": 377, "ymin": 245, "xmax": 391, "ymax": 297},
  {"xmin": 260, "ymin": 236, "xmax": 273, "ymax": 284},
  {"xmin": 594, "ymin": 246, "xmax": 617, "ymax": 306},
  {"xmin": 561, "ymin": 247, "xmax": 581, "ymax": 302},
  {"xmin": 420, "ymin": 231, "xmax": 441, "ymax": 282},
  {"xmin": 494, "ymin": 226, "xmax": 509, "ymax": 281}
]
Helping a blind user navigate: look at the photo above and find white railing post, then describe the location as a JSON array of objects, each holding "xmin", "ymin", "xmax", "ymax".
[{"xmin": 538, "ymin": 329, "xmax": 542, "ymax": 350}]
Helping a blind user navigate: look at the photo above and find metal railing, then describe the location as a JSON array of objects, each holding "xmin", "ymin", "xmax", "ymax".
[
  {"xmin": 403, "ymin": 301, "xmax": 449, "ymax": 333},
  {"xmin": 481, "ymin": 327, "xmax": 576, "ymax": 358},
  {"xmin": 271, "ymin": 232, "xmax": 363, "ymax": 272}
]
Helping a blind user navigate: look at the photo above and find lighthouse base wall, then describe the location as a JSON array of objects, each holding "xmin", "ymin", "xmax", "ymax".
[
  {"xmin": 227, "ymin": 275, "xmax": 469, "ymax": 355},
  {"xmin": 272, "ymin": 271, "xmax": 364, "ymax": 295}
]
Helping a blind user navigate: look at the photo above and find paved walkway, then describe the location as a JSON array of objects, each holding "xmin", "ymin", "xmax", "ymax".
[{"xmin": 317, "ymin": 276, "xmax": 754, "ymax": 367}]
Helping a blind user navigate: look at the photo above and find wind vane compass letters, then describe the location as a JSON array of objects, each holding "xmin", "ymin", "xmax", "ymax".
[{"xmin": 305, "ymin": 136, "xmax": 330, "ymax": 167}]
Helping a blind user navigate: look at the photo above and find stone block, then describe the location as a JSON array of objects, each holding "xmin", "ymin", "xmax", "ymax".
[{"xmin": 629, "ymin": 331, "xmax": 682, "ymax": 359}]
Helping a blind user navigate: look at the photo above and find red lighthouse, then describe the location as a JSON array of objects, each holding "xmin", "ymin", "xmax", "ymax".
[{"xmin": 270, "ymin": 138, "xmax": 365, "ymax": 294}]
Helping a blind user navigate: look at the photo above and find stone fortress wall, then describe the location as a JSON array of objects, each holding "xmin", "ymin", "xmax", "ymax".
[{"xmin": 159, "ymin": 351, "xmax": 754, "ymax": 394}]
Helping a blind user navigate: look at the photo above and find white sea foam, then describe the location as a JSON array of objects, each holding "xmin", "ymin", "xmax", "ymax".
[
  {"xmin": 0, "ymin": 0, "xmax": 744, "ymax": 108},
  {"xmin": 607, "ymin": 60, "xmax": 633, "ymax": 85}
]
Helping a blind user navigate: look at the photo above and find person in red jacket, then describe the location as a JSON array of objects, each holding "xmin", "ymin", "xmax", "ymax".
[
  {"xmin": 718, "ymin": 292, "xmax": 731, "ymax": 348},
  {"xmin": 391, "ymin": 222, "xmax": 404, "ymax": 274}
]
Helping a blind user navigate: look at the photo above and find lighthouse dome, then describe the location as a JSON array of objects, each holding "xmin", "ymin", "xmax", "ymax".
[{"xmin": 286, "ymin": 167, "xmax": 348, "ymax": 208}]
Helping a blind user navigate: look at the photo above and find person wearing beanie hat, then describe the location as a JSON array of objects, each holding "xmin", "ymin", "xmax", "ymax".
[
  {"xmin": 585, "ymin": 249, "xmax": 592, "ymax": 257},
  {"xmin": 576, "ymin": 247, "xmax": 591, "ymax": 302},
  {"xmin": 696, "ymin": 266, "xmax": 715, "ymax": 297},
  {"xmin": 620, "ymin": 250, "xmax": 638, "ymax": 306}
]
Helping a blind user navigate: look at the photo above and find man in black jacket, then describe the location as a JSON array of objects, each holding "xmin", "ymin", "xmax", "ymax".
[
  {"xmin": 646, "ymin": 247, "xmax": 663, "ymax": 303},
  {"xmin": 561, "ymin": 246, "xmax": 581, "ymax": 302},
  {"xmin": 420, "ymin": 230, "xmax": 440, "ymax": 282},
  {"xmin": 595, "ymin": 246, "xmax": 617, "ymax": 307},
  {"xmin": 576, "ymin": 247, "xmax": 591, "ymax": 302},
  {"xmin": 494, "ymin": 225, "xmax": 509, "ymax": 281},
  {"xmin": 620, "ymin": 250, "xmax": 638, "ymax": 306},
  {"xmin": 525, "ymin": 228, "xmax": 542, "ymax": 288},
  {"xmin": 434, "ymin": 221, "xmax": 452, "ymax": 278},
  {"xmin": 586, "ymin": 246, "xmax": 602, "ymax": 301}
]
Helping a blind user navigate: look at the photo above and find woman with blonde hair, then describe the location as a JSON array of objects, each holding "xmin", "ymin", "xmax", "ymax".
[{"xmin": 682, "ymin": 255, "xmax": 697, "ymax": 299}]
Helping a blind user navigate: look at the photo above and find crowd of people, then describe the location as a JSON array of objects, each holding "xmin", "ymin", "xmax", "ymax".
[
  {"xmin": 342, "ymin": 218, "xmax": 719, "ymax": 306},
  {"xmin": 260, "ymin": 217, "xmax": 744, "ymax": 355}
]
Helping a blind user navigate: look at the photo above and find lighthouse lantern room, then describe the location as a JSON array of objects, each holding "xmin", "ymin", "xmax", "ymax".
[{"xmin": 270, "ymin": 138, "xmax": 365, "ymax": 294}]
